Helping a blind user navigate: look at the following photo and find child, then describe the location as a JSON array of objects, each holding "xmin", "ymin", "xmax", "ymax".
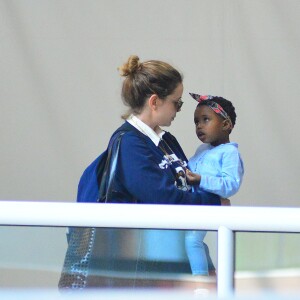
[{"xmin": 185, "ymin": 93, "xmax": 244, "ymax": 276}]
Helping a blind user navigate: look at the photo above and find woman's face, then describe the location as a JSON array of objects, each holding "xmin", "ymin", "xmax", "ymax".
[{"xmin": 156, "ymin": 83, "xmax": 183, "ymax": 127}]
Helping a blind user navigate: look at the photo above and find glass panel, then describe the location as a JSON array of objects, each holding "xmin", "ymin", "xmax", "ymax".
[
  {"xmin": 235, "ymin": 232, "xmax": 300, "ymax": 294},
  {"xmin": 0, "ymin": 226, "xmax": 217, "ymax": 292},
  {"xmin": 2, "ymin": 226, "xmax": 300, "ymax": 294},
  {"xmin": 0, "ymin": 226, "xmax": 66, "ymax": 288}
]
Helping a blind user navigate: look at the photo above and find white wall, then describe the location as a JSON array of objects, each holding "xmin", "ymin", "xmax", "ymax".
[
  {"xmin": 0, "ymin": 0, "xmax": 300, "ymax": 288},
  {"xmin": 1, "ymin": 0, "xmax": 300, "ymax": 206}
]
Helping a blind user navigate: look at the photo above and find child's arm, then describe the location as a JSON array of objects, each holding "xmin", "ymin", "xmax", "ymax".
[
  {"xmin": 187, "ymin": 146, "xmax": 244, "ymax": 199},
  {"xmin": 200, "ymin": 149, "xmax": 244, "ymax": 198},
  {"xmin": 186, "ymin": 170, "xmax": 233, "ymax": 206}
]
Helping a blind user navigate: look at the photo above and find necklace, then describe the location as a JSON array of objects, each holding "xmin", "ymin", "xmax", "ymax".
[{"xmin": 158, "ymin": 139, "xmax": 187, "ymax": 169}]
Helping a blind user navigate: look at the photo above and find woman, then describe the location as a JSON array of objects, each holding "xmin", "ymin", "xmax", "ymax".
[
  {"xmin": 104, "ymin": 55, "xmax": 220, "ymax": 206},
  {"xmin": 59, "ymin": 55, "xmax": 220, "ymax": 290}
]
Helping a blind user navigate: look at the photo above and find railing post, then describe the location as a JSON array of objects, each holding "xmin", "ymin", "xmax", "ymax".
[{"xmin": 217, "ymin": 226, "xmax": 235, "ymax": 298}]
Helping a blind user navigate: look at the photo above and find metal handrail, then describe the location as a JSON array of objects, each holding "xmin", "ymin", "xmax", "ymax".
[{"xmin": 1, "ymin": 201, "xmax": 300, "ymax": 297}]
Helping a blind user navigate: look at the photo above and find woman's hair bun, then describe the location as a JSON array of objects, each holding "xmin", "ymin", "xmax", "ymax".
[{"xmin": 118, "ymin": 55, "xmax": 141, "ymax": 77}]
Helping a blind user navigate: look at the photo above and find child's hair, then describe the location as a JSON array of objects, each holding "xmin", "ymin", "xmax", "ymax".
[{"xmin": 197, "ymin": 96, "xmax": 237, "ymax": 128}]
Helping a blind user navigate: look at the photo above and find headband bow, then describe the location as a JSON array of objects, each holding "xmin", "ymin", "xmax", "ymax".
[{"xmin": 189, "ymin": 92, "xmax": 232, "ymax": 127}]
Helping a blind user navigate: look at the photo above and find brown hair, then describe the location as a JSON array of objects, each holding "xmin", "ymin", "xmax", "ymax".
[{"xmin": 118, "ymin": 55, "xmax": 182, "ymax": 118}]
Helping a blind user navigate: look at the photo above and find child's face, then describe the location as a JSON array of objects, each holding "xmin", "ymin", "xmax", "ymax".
[{"xmin": 194, "ymin": 105, "xmax": 230, "ymax": 146}]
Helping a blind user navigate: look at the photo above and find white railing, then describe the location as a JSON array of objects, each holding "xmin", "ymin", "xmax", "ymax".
[{"xmin": 1, "ymin": 201, "xmax": 300, "ymax": 298}]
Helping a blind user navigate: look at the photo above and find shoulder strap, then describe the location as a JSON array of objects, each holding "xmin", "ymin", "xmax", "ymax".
[
  {"xmin": 96, "ymin": 122, "xmax": 151, "ymax": 203},
  {"xmin": 97, "ymin": 131, "xmax": 126, "ymax": 202}
]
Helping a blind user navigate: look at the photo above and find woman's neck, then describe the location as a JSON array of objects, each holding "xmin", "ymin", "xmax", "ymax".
[
  {"xmin": 133, "ymin": 114, "xmax": 163, "ymax": 136},
  {"xmin": 134, "ymin": 112, "xmax": 156, "ymax": 130}
]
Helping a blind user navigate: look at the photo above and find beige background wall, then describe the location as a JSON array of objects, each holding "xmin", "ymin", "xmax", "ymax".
[
  {"xmin": 1, "ymin": 0, "xmax": 300, "ymax": 206},
  {"xmin": 0, "ymin": 0, "xmax": 300, "ymax": 288}
]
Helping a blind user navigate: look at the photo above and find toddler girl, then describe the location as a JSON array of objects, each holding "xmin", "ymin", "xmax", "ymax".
[{"xmin": 185, "ymin": 93, "xmax": 244, "ymax": 276}]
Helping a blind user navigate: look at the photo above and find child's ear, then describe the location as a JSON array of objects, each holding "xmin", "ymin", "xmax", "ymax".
[{"xmin": 222, "ymin": 119, "xmax": 232, "ymax": 131}]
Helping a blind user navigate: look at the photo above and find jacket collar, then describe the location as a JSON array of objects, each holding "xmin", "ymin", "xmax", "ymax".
[{"xmin": 127, "ymin": 115, "xmax": 165, "ymax": 146}]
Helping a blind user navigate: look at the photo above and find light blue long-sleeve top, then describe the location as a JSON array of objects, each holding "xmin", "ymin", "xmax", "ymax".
[{"xmin": 188, "ymin": 143, "xmax": 244, "ymax": 198}]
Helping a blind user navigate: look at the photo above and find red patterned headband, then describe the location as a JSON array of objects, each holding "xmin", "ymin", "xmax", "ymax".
[{"xmin": 189, "ymin": 92, "xmax": 232, "ymax": 127}]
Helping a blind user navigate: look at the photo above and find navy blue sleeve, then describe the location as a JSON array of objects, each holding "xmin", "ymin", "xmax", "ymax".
[{"xmin": 117, "ymin": 132, "xmax": 220, "ymax": 205}]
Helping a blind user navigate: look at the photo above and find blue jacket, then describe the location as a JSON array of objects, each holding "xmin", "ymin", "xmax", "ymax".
[
  {"xmin": 78, "ymin": 122, "xmax": 220, "ymax": 206},
  {"xmin": 189, "ymin": 143, "xmax": 244, "ymax": 198}
]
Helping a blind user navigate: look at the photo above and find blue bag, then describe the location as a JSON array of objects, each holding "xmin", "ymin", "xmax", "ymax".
[
  {"xmin": 76, "ymin": 131, "xmax": 125, "ymax": 203},
  {"xmin": 58, "ymin": 131, "xmax": 125, "ymax": 289},
  {"xmin": 76, "ymin": 151, "xmax": 108, "ymax": 203}
]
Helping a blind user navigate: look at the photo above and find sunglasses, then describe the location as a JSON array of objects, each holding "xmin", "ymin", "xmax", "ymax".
[{"xmin": 174, "ymin": 99, "xmax": 184, "ymax": 111}]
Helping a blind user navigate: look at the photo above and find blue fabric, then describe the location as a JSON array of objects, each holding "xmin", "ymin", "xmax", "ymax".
[
  {"xmin": 77, "ymin": 130, "xmax": 125, "ymax": 203},
  {"xmin": 188, "ymin": 142, "xmax": 244, "ymax": 198},
  {"xmin": 77, "ymin": 151, "xmax": 107, "ymax": 203},
  {"xmin": 185, "ymin": 230, "xmax": 215, "ymax": 275},
  {"xmin": 76, "ymin": 122, "xmax": 220, "ymax": 206},
  {"xmin": 108, "ymin": 122, "xmax": 220, "ymax": 205},
  {"xmin": 75, "ymin": 122, "xmax": 221, "ymax": 276},
  {"xmin": 186, "ymin": 142, "xmax": 244, "ymax": 275}
]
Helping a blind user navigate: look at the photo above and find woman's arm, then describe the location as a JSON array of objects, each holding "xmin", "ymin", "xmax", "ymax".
[{"xmin": 116, "ymin": 132, "xmax": 220, "ymax": 205}]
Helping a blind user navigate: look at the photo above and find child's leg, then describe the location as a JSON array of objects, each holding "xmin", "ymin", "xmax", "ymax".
[
  {"xmin": 203, "ymin": 241, "xmax": 216, "ymax": 275},
  {"xmin": 185, "ymin": 230, "xmax": 208, "ymax": 275}
]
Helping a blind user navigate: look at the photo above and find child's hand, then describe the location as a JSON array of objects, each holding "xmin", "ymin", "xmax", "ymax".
[{"xmin": 185, "ymin": 169, "xmax": 201, "ymax": 185}]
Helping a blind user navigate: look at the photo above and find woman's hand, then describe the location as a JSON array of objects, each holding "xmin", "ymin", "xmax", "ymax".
[{"xmin": 221, "ymin": 198, "xmax": 231, "ymax": 206}]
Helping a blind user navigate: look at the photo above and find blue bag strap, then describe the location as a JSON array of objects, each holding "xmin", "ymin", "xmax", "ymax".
[{"xmin": 98, "ymin": 131, "xmax": 126, "ymax": 202}]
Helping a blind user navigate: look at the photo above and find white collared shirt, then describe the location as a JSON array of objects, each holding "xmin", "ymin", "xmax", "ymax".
[{"xmin": 127, "ymin": 115, "xmax": 165, "ymax": 146}]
